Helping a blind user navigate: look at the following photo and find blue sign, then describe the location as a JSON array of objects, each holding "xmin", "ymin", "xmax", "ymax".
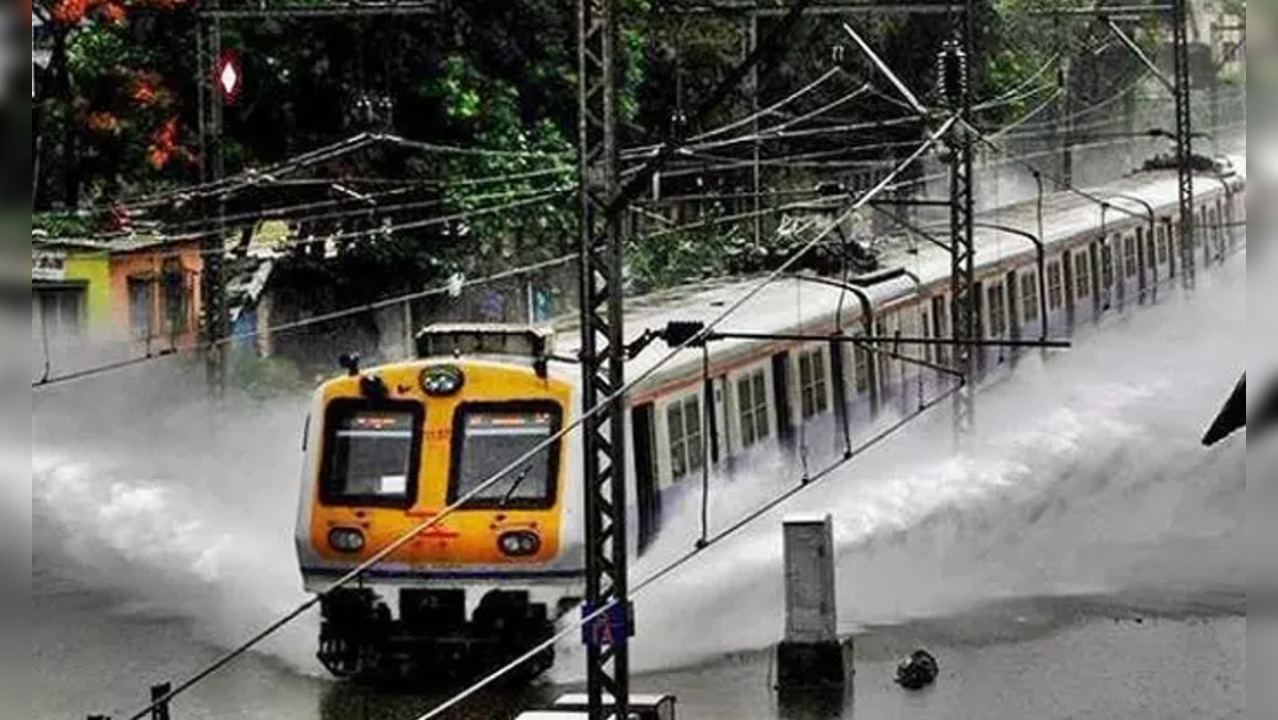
[
  {"xmin": 533, "ymin": 288, "xmax": 554, "ymax": 324},
  {"xmin": 581, "ymin": 602, "xmax": 633, "ymax": 648}
]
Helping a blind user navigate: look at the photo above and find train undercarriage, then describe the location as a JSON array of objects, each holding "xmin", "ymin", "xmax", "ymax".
[{"xmin": 317, "ymin": 587, "xmax": 567, "ymax": 685}]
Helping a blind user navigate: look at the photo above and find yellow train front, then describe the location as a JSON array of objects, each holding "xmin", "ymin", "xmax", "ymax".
[{"xmin": 294, "ymin": 325, "xmax": 585, "ymax": 683}]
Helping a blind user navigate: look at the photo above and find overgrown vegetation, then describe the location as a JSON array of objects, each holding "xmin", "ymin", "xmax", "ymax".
[{"xmin": 34, "ymin": 0, "xmax": 1161, "ymax": 297}]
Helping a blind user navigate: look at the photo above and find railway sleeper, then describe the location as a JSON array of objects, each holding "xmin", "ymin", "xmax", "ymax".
[{"xmin": 318, "ymin": 588, "xmax": 556, "ymax": 686}]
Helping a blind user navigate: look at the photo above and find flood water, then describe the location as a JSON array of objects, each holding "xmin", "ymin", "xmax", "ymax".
[{"xmin": 33, "ymin": 247, "xmax": 1254, "ymax": 720}]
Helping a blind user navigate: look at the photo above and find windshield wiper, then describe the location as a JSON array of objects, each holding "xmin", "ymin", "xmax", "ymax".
[{"xmin": 500, "ymin": 465, "xmax": 534, "ymax": 507}]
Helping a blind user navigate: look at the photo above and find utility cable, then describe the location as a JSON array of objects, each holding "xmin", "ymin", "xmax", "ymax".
[
  {"xmin": 685, "ymin": 67, "xmax": 844, "ymax": 144},
  {"xmin": 110, "ymin": 123, "xmax": 950, "ymax": 720}
]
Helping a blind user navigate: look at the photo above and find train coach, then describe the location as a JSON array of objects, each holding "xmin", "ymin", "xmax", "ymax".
[{"xmin": 293, "ymin": 158, "xmax": 1246, "ymax": 682}]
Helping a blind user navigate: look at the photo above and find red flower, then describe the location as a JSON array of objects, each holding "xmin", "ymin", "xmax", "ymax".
[
  {"xmin": 86, "ymin": 111, "xmax": 121, "ymax": 134},
  {"xmin": 51, "ymin": 0, "xmax": 89, "ymax": 24}
]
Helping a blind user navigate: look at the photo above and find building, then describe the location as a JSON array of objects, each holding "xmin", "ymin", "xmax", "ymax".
[
  {"xmin": 108, "ymin": 236, "xmax": 205, "ymax": 353},
  {"xmin": 32, "ymin": 232, "xmax": 206, "ymax": 355},
  {"xmin": 31, "ymin": 236, "xmax": 113, "ymax": 340}
]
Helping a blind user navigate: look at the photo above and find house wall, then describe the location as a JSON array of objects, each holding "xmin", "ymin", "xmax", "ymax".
[{"xmin": 108, "ymin": 242, "xmax": 204, "ymax": 349}]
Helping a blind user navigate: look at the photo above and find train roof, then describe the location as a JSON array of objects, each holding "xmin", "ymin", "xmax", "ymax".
[{"xmin": 549, "ymin": 163, "xmax": 1243, "ymax": 393}]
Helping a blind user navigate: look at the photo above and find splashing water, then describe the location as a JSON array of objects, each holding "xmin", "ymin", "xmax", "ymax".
[
  {"xmin": 556, "ymin": 250, "xmax": 1249, "ymax": 679},
  {"xmin": 32, "ymin": 385, "xmax": 324, "ymax": 677}
]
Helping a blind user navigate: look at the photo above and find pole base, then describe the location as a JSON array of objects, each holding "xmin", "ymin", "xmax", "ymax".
[{"xmin": 775, "ymin": 640, "xmax": 848, "ymax": 691}]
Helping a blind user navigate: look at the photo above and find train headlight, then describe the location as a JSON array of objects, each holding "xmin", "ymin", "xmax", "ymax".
[
  {"xmin": 498, "ymin": 531, "xmax": 541, "ymax": 558},
  {"xmin": 420, "ymin": 365, "xmax": 465, "ymax": 397},
  {"xmin": 328, "ymin": 528, "xmax": 366, "ymax": 554}
]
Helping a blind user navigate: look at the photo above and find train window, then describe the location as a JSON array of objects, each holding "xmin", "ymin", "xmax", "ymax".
[
  {"xmin": 1074, "ymin": 252, "xmax": 1091, "ymax": 299},
  {"xmin": 799, "ymin": 349, "xmax": 830, "ymax": 419},
  {"xmin": 1021, "ymin": 272, "xmax": 1039, "ymax": 324},
  {"xmin": 667, "ymin": 395, "xmax": 704, "ymax": 483},
  {"xmin": 736, "ymin": 370, "xmax": 770, "ymax": 449},
  {"xmin": 449, "ymin": 402, "xmax": 562, "ymax": 510},
  {"xmin": 1156, "ymin": 225, "xmax": 1169, "ymax": 264},
  {"xmin": 1123, "ymin": 236, "xmax": 1138, "ymax": 279},
  {"xmin": 320, "ymin": 399, "xmax": 424, "ymax": 508},
  {"xmin": 1047, "ymin": 260, "xmax": 1064, "ymax": 310}
]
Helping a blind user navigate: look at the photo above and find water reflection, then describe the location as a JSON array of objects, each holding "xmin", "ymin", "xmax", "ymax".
[
  {"xmin": 318, "ymin": 677, "xmax": 559, "ymax": 720},
  {"xmin": 777, "ymin": 684, "xmax": 849, "ymax": 720}
]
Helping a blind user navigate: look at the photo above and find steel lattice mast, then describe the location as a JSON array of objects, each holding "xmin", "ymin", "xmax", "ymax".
[
  {"xmin": 576, "ymin": 1, "xmax": 631, "ymax": 719},
  {"xmin": 1171, "ymin": 0, "xmax": 1196, "ymax": 289}
]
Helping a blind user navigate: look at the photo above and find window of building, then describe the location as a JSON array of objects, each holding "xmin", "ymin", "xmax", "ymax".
[
  {"xmin": 1021, "ymin": 272, "xmax": 1040, "ymax": 323},
  {"xmin": 1047, "ymin": 260, "xmax": 1064, "ymax": 310},
  {"xmin": 798, "ymin": 348, "xmax": 829, "ymax": 419},
  {"xmin": 736, "ymin": 369, "xmax": 770, "ymax": 450},
  {"xmin": 667, "ymin": 395, "xmax": 704, "ymax": 482},
  {"xmin": 1075, "ymin": 251, "xmax": 1091, "ymax": 299},
  {"xmin": 1123, "ymin": 236, "xmax": 1138, "ymax": 279},
  {"xmin": 128, "ymin": 277, "xmax": 154, "ymax": 340},
  {"xmin": 33, "ymin": 287, "xmax": 85, "ymax": 338}
]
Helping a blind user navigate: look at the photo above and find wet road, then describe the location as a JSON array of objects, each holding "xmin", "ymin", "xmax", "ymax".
[{"xmin": 33, "ymin": 248, "xmax": 1253, "ymax": 720}]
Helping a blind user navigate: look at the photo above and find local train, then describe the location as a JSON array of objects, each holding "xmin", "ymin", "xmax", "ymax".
[{"xmin": 294, "ymin": 157, "xmax": 1246, "ymax": 681}]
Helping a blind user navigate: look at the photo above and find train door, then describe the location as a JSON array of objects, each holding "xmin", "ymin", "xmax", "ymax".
[
  {"xmin": 931, "ymin": 295, "xmax": 950, "ymax": 370},
  {"xmin": 631, "ymin": 403, "xmax": 660, "ymax": 555},
  {"xmin": 985, "ymin": 280, "xmax": 1008, "ymax": 369},
  {"xmin": 1121, "ymin": 233, "xmax": 1140, "ymax": 306},
  {"xmin": 1018, "ymin": 266, "xmax": 1042, "ymax": 345},
  {"xmin": 972, "ymin": 282, "xmax": 987, "ymax": 378},
  {"xmin": 1062, "ymin": 251, "xmax": 1076, "ymax": 330},
  {"xmin": 1087, "ymin": 242, "xmax": 1102, "ymax": 318},
  {"xmin": 1199, "ymin": 207, "xmax": 1210, "ymax": 267},
  {"xmin": 1162, "ymin": 218, "xmax": 1176, "ymax": 280},
  {"xmin": 710, "ymin": 376, "xmax": 729, "ymax": 467},
  {"xmin": 771, "ymin": 352, "xmax": 795, "ymax": 455},
  {"xmin": 1045, "ymin": 257, "xmax": 1064, "ymax": 337},
  {"xmin": 1139, "ymin": 226, "xmax": 1154, "ymax": 302},
  {"xmin": 1004, "ymin": 271, "xmax": 1020, "ymax": 364},
  {"xmin": 1098, "ymin": 239, "xmax": 1115, "ymax": 312}
]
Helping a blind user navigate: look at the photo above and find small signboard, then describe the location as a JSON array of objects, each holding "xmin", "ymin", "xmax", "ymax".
[
  {"xmin": 581, "ymin": 602, "xmax": 634, "ymax": 649},
  {"xmin": 32, "ymin": 250, "xmax": 66, "ymax": 282}
]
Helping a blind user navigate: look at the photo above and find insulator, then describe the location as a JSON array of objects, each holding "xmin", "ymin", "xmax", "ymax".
[{"xmin": 936, "ymin": 40, "xmax": 968, "ymax": 109}]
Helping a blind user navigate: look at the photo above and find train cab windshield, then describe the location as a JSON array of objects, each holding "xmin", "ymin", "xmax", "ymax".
[
  {"xmin": 321, "ymin": 399, "xmax": 424, "ymax": 507},
  {"xmin": 451, "ymin": 403, "xmax": 561, "ymax": 509}
]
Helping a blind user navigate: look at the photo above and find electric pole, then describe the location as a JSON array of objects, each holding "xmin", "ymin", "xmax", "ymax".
[
  {"xmin": 198, "ymin": 0, "xmax": 228, "ymax": 396},
  {"xmin": 942, "ymin": 14, "xmax": 977, "ymax": 447},
  {"xmin": 1171, "ymin": 0, "xmax": 1196, "ymax": 290},
  {"xmin": 577, "ymin": 1, "xmax": 631, "ymax": 719}
]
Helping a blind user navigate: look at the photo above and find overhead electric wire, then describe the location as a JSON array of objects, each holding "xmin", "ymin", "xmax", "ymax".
[
  {"xmin": 973, "ymin": 52, "xmax": 1063, "ymax": 111},
  {"xmin": 116, "ymin": 183, "xmax": 573, "ymax": 241},
  {"xmin": 685, "ymin": 67, "xmax": 845, "ymax": 144},
  {"xmin": 110, "ymin": 121, "xmax": 951, "ymax": 720}
]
